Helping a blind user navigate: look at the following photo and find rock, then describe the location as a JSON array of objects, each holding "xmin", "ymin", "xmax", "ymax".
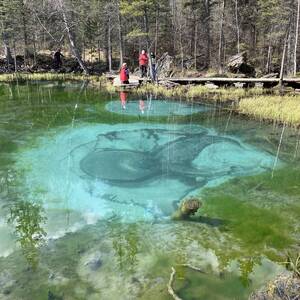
[
  {"xmin": 180, "ymin": 198, "xmax": 202, "ymax": 216},
  {"xmin": 84, "ymin": 252, "xmax": 103, "ymax": 271},
  {"xmin": 156, "ymin": 53, "xmax": 176, "ymax": 78},
  {"xmin": 172, "ymin": 197, "xmax": 202, "ymax": 220},
  {"xmin": 249, "ymin": 274, "xmax": 300, "ymax": 300},
  {"xmin": 227, "ymin": 52, "xmax": 256, "ymax": 77},
  {"xmin": 205, "ymin": 83, "xmax": 219, "ymax": 89},
  {"xmin": 0, "ymin": 270, "xmax": 15, "ymax": 291}
]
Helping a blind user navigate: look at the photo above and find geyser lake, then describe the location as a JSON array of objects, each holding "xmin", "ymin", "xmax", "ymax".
[{"xmin": 0, "ymin": 81, "xmax": 299, "ymax": 300}]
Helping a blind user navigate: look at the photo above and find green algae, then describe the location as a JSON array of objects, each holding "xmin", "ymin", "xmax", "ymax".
[
  {"xmin": 197, "ymin": 166, "xmax": 300, "ymax": 264},
  {"xmin": 175, "ymin": 267, "xmax": 250, "ymax": 300},
  {"xmin": 202, "ymin": 196, "xmax": 293, "ymax": 250}
]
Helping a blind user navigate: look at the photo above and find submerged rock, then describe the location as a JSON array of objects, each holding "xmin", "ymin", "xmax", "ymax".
[
  {"xmin": 172, "ymin": 198, "xmax": 202, "ymax": 220},
  {"xmin": 84, "ymin": 252, "xmax": 103, "ymax": 271}
]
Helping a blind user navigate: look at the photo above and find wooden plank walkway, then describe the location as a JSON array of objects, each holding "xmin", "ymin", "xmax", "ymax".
[{"xmin": 106, "ymin": 74, "xmax": 300, "ymax": 88}]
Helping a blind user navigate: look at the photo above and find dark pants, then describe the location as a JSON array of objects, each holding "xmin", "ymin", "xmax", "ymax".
[
  {"xmin": 53, "ymin": 59, "xmax": 62, "ymax": 70},
  {"xmin": 121, "ymin": 80, "xmax": 129, "ymax": 84},
  {"xmin": 151, "ymin": 64, "xmax": 156, "ymax": 81},
  {"xmin": 140, "ymin": 65, "xmax": 147, "ymax": 78}
]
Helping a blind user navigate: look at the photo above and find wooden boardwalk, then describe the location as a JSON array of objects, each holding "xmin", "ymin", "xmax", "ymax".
[
  {"xmin": 107, "ymin": 74, "xmax": 300, "ymax": 89},
  {"xmin": 165, "ymin": 77, "xmax": 300, "ymax": 88}
]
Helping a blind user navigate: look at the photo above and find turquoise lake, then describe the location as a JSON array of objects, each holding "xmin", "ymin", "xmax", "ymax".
[{"xmin": 0, "ymin": 81, "xmax": 299, "ymax": 300}]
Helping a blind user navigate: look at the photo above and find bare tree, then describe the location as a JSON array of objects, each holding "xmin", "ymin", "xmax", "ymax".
[{"xmin": 294, "ymin": 0, "xmax": 300, "ymax": 76}]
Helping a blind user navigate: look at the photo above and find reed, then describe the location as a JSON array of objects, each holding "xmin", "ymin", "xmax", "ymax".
[
  {"xmin": 135, "ymin": 83, "xmax": 270, "ymax": 102},
  {"xmin": 239, "ymin": 95, "xmax": 300, "ymax": 126}
]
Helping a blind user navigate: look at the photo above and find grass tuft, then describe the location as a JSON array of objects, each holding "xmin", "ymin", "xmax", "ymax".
[{"xmin": 239, "ymin": 95, "xmax": 300, "ymax": 126}]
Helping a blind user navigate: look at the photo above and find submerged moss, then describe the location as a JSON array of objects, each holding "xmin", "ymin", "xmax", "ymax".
[
  {"xmin": 199, "ymin": 166, "xmax": 300, "ymax": 259},
  {"xmin": 202, "ymin": 196, "xmax": 293, "ymax": 250}
]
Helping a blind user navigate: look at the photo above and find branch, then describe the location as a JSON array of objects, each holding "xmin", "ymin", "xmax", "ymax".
[
  {"xmin": 34, "ymin": 11, "xmax": 59, "ymax": 43},
  {"xmin": 167, "ymin": 267, "xmax": 183, "ymax": 300},
  {"xmin": 180, "ymin": 264, "xmax": 205, "ymax": 273}
]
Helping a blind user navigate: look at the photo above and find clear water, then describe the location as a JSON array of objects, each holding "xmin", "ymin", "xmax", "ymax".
[
  {"xmin": 106, "ymin": 94, "xmax": 211, "ymax": 116},
  {"xmin": 0, "ymin": 82, "xmax": 300, "ymax": 300}
]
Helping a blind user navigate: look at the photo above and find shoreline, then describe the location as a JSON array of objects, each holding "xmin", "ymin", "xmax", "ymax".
[{"xmin": 0, "ymin": 72, "xmax": 299, "ymax": 127}]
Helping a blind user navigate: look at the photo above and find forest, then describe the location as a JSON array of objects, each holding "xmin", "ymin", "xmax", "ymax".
[{"xmin": 0, "ymin": 0, "xmax": 299, "ymax": 76}]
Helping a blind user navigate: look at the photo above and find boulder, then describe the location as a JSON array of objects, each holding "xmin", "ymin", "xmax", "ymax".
[
  {"xmin": 227, "ymin": 52, "xmax": 256, "ymax": 77},
  {"xmin": 172, "ymin": 197, "xmax": 202, "ymax": 220}
]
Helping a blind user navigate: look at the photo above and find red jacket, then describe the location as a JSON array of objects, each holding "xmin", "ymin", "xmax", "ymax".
[
  {"xmin": 120, "ymin": 66, "xmax": 129, "ymax": 81},
  {"xmin": 139, "ymin": 53, "xmax": 149, "ymax": 66}
]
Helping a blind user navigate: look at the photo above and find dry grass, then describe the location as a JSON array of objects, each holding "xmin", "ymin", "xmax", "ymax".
[
  {"xmin": 239, "ymin": 95, "xmax": 300, "ymax": 126},
  {"xmin": 136, "ymin": 83, "xmax": 269, "ymax": 102}
]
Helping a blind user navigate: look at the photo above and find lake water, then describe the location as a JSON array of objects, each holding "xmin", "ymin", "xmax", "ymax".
[{"xmin": 0, "ymin": 82, "xmax": 299, "ymax": 300}]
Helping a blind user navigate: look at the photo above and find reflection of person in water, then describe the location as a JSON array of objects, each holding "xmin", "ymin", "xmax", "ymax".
[
  {"xmin": 120, "ymin": 91, "xmax": 127, "ymax": 110},
  {"xmin": 139, "ymin": 100, "xmax": 145, "ymax": 114}
]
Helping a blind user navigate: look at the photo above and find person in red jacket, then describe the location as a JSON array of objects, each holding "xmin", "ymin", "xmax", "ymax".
[
  {"xmin": 139, "ymin": 50, "xmax": 149, "ymax": 78},
  {"xmin": 120, "ymin": 63, "xmax": 129, "ymax": 84}
]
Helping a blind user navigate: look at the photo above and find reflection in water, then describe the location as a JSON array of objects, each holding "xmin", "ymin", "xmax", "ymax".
[
  {"xmin": 8, "ymin": 201, "xmax": 47, "ymax": 269},
  {"xmin": 107, "ymin": 99, "xmax": 212, "ymax": 116},
  {"xmin": 139, "ymin": 100, "xmax": 145, "ymax": 114},
  {"xmin": 120, "ymin": 91, "xmax": 127, "ymax": 110}
]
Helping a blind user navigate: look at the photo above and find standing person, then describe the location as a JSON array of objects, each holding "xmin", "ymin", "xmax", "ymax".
[
  {"xmin": 53, "ymin": 48, "xmax": 64, "ymax": 69},
  {"xmin": 150, "ymin": 52, "xmax": 156, "ymax": 81},
  {"xmin": 139, "ymin": 50, "xmax": 148, "ymax": 78},
  {"xmin": 120, "ymin": 62, "xmax": 129, "ymax": 84}
]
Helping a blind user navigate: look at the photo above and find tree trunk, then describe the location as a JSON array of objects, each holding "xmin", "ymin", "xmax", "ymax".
[
  {"xmin": 98, "ymin": 40, "xmax": 101, "ymax": 62},
  {"xmin": 61, "ymin": 8, "xmax": 88, "ymax": 74},
  {"xmin": 2, "ymin": 31, "xmax": 13, "ymax": 65},
  {"xmin": 235, "ymin": 0, "xmax": 240, "ymax": 54},
  {"xmin": 21, "ymin": 9, "xmax": 29, "ymax": 65},
  {"xmin": 117, "ymin": 11, "xmax": 124, "ymax": 68},
  {"xmin": 218, "ymin": 0, "xmax": 226, "ymax": 73},
  {"xmin": 107, "ymin": 14, "xmax": 112, "ymax": 72},
  {"xmin": 294, "ymin": 0, "xmax": 300, "ymax": 76},
  {"xmin": 266, "ymin": 44, "xmax": 272, "ymax": 73},
  {"xmin": 205, "ymin": 0, "xmax": 211, "ymax": 68},
  {"xmin": 143, "ymin": 6, "xmax": 154, "ymax": 80},
  {"xmin": 280, "ymin": 31, "xmax": 289, "ymax": 91},
  {"xmin": 155, "ymin": 5, "xmax": 159, "ymax": 57},
  {"xmin": 13, "ymin": 39, "xmax": 17, "ymax": 72},
  {"xmin": 194, "ymin": 23, "xmax": 198, "ymax": 69}
]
